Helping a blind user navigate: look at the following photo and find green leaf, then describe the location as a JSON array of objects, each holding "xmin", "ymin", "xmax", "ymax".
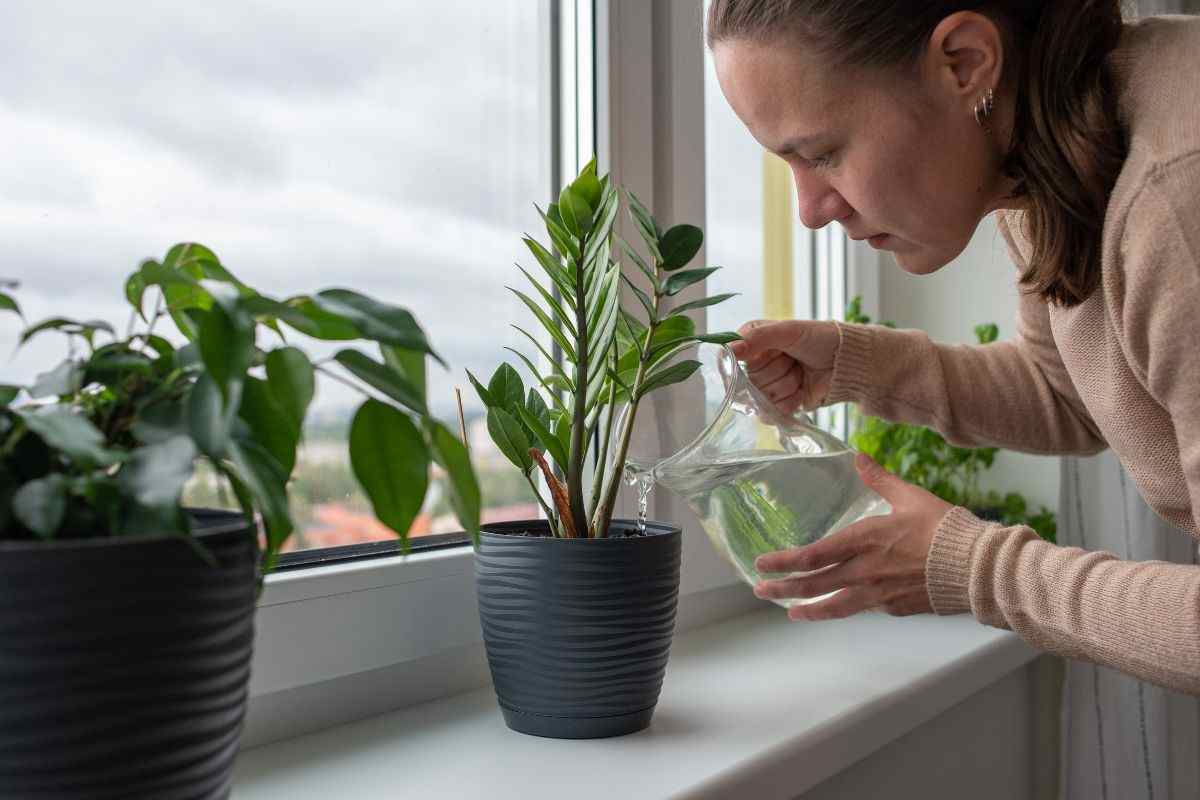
[
  {"xmin": 84, "ymin": 348, "xmax": 154, "ymax": 384},
  {"xmin": 349, "ymin": 399, "xmax": 429, "ymax": 540},
  {"xmin": 487, "ymin": 406, "xmax": 532, "ymax": 473},
  {"xmin": 581, "ymin": 187, "xmax": 619, "ymax": 270},
  {"xmin": 650, "ymin": 314, "xmax": 696, "ymax": 353},
  {"xmin": 334, "ymin": 349, "xmax": 428, "ymax": 416},
  {"xmin": 12, "ymin": 474, "xmax": 67, "ymax": 538},
  {"xmin": 466, "ymin": 368, "xmax": 496, "ymax": 408},
  {"xmin": 1, "ymin": 291, "xmax": 23, "ymax": 319},
  {"xmin": 187, "ymin": 373, "xmax": 231, "ymax": 456},
  {"xmin": 125, "ymin": 271, "xmax": 147, "ymax": 322},
  {"xmin": 665, "ymin": 267, "xmax": 720, "ymax": 296},
  {"xmin": 558, "ymin": 185, "xmax": 592, "ymax": 237},
  {"xmin": 523, "ymin": 236, "xmax": 576, "ymax": 300},
  {"xmin": 381, "ymin": 345, "xmax": 426, "ymax": 407},
  {"xmin": 0, "ymin": 385, "xmax": 19, "ymax": 405},
  {"xmin": 517, "ymin": 404, "xmax": 567, "ymax": 468},
  {"xmin": 671, "ymin": 292, "xmax": 739, "ymax": 315},
  {"xmin": 488, "ymin": 363, "xmax": 525, "ymax": 414},
  {"xmin": 619, "ymin": 238, "xmax": 658, "ymax": 290},
  {"xmin": 974, "ymin": 323, "xmax": 999, "ymax": 344},
  {"xmin": 570, "ymin": 159, "xmax": 603, "ymax": 211},
  {"xmin": 266, "ymin": 347, "xmax": 315, "ymax": 429},
  {"xmin": 228, "ymin": 438, "xmax": 293, "ymax": 558},
  {"xmin": 255, "ymin": 296, "xmax": 361, "ymax": 340},
  {"xmin": 527, "ymin": 388, "xmax": 552, "ymax": 429},
  {"xmin": 509, "ymin": 288, "xmax": 577, "ymax": 362},
  {"xmin": 510, "ymin": 326, "xmax": 572, "ymax": 388},
  {"xmin": 118, "ymin": 435, "xmax": 197, "ymax": 508},
  {"xmin": 621, "ymin": 273, "xmax": 656, "ymax": 323},
  {"xmin": 29, "ymin": 360, "xmax": 83, "ymax": 398},
  {"xmin": 659, "ymin": 224, "xmax": 703, "ymax": 271},
  {"xmin": 515, "ymin": 265, "xmax": 576, "ymax": 336},
  {"xmin": 638, "ymin": 359, "xmax": 701, "ymax": 398},
  {"xmin": 313, "ymin": 289, "xmax": 446, "ymax": 366},
  {"xmin": 426, "ymin": 420, "xmax": 480, "ymax": 544},
  {"xmin": 16, "ymin": 407, "xmax": 121, "ymax": 468},
  {"xmin": 503, "ymin": 348, "xmax": 570, "ymax": 413},
  {"xmin": 537, "ymin": 205, "xmax": 581, "ymax": 263},
  {"xmin": 696, "ymin": 331, "xmax": 743, "ymax": 345},
  {"xmin": 196, "ymin": 303, "xmax": 252, "ymax": 402},
  {"xmin": 20, "ymin": 317, "xmax": 115, "ymax": 346},
  {"xmin": 625, "ymin": 190, "xmax": 663, "ymax": 262},
  {"xmin": 239, "ymin": 376, "xmax": 299, "ymax": 476}
]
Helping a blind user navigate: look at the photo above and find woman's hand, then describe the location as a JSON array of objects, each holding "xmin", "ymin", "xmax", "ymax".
[
  {"xmin": 753, "ymin": 453, "xmax": 955, "ymax": 621},
  {"xmin": 728, "ymin": 319, "xmax": 840, "ymax": 414}
]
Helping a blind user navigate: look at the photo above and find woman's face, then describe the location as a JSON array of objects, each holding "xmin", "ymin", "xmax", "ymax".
[{"xmin": 713, "ymin": 36, "xmax": 1009, "ymax": 275}]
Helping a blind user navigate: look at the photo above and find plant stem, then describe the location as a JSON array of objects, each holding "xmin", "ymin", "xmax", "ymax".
[
  {"xmin": 315, "ymin": 365, "xmax": 374, "ymax": 400},
  {"xmin": 524, "ymin": 472, "xmax": 558, "ymax": 531},
  {"xmin": 593, "ymin": 294, "xmax": 659, "ymax": 537},
  {"xmin": 566, "ymin": 232, "xmax": 591, "ymax": 539}
]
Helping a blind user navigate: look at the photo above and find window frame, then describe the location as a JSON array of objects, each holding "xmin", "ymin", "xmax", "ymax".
[{"xmin": 241, "ymin": 0, "xmax": 879, "ymax": 750}]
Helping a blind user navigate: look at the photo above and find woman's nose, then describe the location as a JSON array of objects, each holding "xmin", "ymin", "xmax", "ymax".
[{"xmin": 792, "ymin": 171, "xmax": 851, "ymax": 230}]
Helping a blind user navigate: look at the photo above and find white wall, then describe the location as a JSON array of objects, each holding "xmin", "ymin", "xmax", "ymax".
[{"xmin": 876, "ymin": 213, "xmax": 1061, "ymax": 512}]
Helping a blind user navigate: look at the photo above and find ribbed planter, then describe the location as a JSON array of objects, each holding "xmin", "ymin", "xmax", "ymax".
[
  {"xmin": 475, "ymin": 519, "xmax": 682, "ymax": 739},
  {"xmin": 0, "ymin": 508, "xmax": 258, "ymax": 800}
]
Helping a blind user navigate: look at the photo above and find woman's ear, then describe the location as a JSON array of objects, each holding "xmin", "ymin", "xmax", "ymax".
[{"xmin": 924, "ymin": 11, "xmax": 1005, "ymax": 105}]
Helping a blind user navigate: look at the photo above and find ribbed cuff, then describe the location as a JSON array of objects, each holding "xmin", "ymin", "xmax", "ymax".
[
  {"xmin": 926, "ymin": 506, "xmax": 988, "ymax": 616},
  {"xmin": 826, "ymin": 322, "xmax": 874, "ymax": 405}
]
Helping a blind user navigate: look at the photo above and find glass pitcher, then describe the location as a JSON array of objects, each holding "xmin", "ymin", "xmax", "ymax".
[{"xmin": 619, "ymin": 342, "xmax": 889, "ymax": 608}]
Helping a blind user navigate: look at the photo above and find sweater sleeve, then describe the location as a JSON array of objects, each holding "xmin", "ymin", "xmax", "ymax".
[
  {"xmin": 927, "ymin": 508, "xmax": 1200, "ymax": 694},
  {"xmin": 826, "ymin": 213, "xmax": 1106, "ymax": 456}
]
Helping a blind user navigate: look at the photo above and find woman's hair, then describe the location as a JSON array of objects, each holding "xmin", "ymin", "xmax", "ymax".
[{"xmin": 707, "ymin": 1, "xmax": 1127, "ymax": 307}]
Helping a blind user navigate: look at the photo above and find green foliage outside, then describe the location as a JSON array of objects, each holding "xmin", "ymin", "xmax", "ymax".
[{"xmin": 843, "ymin": 297, "xmax": 1056, "ymax": 542}]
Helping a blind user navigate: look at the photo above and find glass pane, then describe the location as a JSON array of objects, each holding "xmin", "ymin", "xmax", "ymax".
[{"xmin": 0, "ymin": 1, "xmax": 553, "ymax": 551}]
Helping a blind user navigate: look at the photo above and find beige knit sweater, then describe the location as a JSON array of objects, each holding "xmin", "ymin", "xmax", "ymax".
[{"xmin": 826, "ymin": 16, "xmax": 1200, "ymax": 694}]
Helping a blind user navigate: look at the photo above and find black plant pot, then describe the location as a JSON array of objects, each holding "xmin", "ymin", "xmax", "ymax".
[
  {"xmin": 0, "ymin": 508, "xmax": 258, "ymax": 800},
  {"xmin": 474, "ymin": 519, "xmax": 682, "ymax": 739}
]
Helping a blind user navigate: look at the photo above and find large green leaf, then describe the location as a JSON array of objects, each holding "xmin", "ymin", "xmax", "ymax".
[
  {"xmin": 638, "ymin": 359, "xmax": 702, "ymax": 398},
  {"xmin": 314, "ymin": 290, "xmax": 445, "ymax": 366},
  {"xmin": 0, "ymin": 385, "xmax": 19, "ymax": 406},
  {"xmin": 671, "ymin": 292, "xmax": 739, "ymax": 315},
  {"xmin": 558, "ymin": 185, "xmax": 592, "ymax": 237},
  {"xmin": 16, "ymin": 407, "xmax": 121, "ymax": 468},
  {"xmin": 228, "ymin": 438, "xmax": 293, "ymax": 559},
  {"xmin": 465, "ymin": 368, "xmax": 496, "ymax": 408},
  {"xmin": 381, "ymin": 345, "xmax": 426, "ymax": 407},
  {"xmin": 196, "ymin": 303, "xmax": 252, "ymax": 403},
  {"xmin": 239, "ymin": 377, "xmax": 299, "ymax": 476},
  {"xmin": 349, "ymin": 399, "xmax": 429, "ymax": 541},
  {"xmin": 12, "ymin": 474, "xmax": 67, "ymax": 538},
  {"xmin": 118, "ymin": 435, "xmax": 197, "ymax": 508},
  {"xmin": 487, "ymin": 406, "xmax": 532, "ymax": 473},
  {"xmin": 426, "ymin": 420, "xmax": 480, "ymax": 544},
  {"xmin": 334, "ymin": 349, "xmax": 427, "ymax": 416},
  {"xmin": 488, "ymin": 363, "xmax": 525, "ymax": 414},
  {"xmin": 570, "ymin": 158, "xmax": 603, "ymax": 211},
  {"xmin": 29, "ymin": 360, "xmax": 83, "ymax": 398},
  {"xmin": 186, "ymin": 374, "xmax": 231, "ymax": 456},
  {"xmin": 664, "ymin": 267, "xmax": 720, "ymax": 296},
  {"xmin": 658, "ymin": 224, "xmax": 704, "ymax": 271},
  {"xmin": 251, "ymin": 296, "xmax": 361, "ymax": 340},
  {"xmin": 266, "ymin": 347, "xmax": 316, "ymax": 429}
]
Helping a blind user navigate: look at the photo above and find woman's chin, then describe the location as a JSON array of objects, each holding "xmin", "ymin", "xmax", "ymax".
[{"xmin": 890, "ymin": 244, "xmax": 954, "ymax": 276}]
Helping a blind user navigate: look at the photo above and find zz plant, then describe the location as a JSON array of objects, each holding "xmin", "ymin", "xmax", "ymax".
[
  {"xmin": 0, "ymin": 245, "xmax": 479, "ymax": 570},
  {"xmin": 469, "ymin": 160, "xmax": 739, "ymax": 539}
]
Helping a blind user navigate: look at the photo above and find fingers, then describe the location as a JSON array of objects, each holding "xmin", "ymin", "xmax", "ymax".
[
  {"xmin": 755, "ymin": 556, "xmax": 872, "ymax": 601},
  {"xmin": 730, "ymin": 320, "xmax": 809, "ymax": 363},
  {"xmin": 744, "ymin": 351, "xmax": 794, "ymax": 386},
  {"xmin": 787, "ymin": 582, "xmax": 929, "ymax": 621},
  {"xmin": 754, "ymin": 516, "xmax": 890, "ymax": 574}
]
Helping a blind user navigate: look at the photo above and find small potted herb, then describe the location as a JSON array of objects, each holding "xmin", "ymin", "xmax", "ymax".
[
  {"xmin": 0, "ymin": 246, "xmax": 478, "ymax": 797},
  {"xmin": 469, "ymin": 160, "xmax": 739, "ymax": 738},
  {"xmin": 844, "ymin": 297, "xmax": 1056, "ymax": 541}
]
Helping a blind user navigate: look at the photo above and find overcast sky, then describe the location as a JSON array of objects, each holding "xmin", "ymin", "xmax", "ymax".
[
  {"xmin": 0, "ymin": 1, "xmax": 768, "ymax": 427},
  {"xmin": 0, "ymin": 0, "xmax": 550, "ymax": 421}
]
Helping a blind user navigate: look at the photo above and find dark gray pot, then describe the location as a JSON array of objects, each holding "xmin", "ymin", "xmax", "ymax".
[
  {"xmin": 0, "ymin": 508, "xmax": 258, "ymax": 799},
  {"xmin": 475, "ymin": 519, "xmax": 682, "ymax": 739}
]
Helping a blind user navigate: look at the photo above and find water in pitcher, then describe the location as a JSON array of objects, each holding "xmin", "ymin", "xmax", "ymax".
[{"xmin": 630, "ymin": 449, "xmax": 888, "ymax": 607}]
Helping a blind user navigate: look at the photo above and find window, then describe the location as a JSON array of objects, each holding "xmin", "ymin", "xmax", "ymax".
[{"xmin": 0, "ymin": 1, "xmax": 571, "ymax": 554}]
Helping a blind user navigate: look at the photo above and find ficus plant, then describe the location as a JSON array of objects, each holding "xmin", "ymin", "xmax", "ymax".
[
  {"xmin": 0, "ymin": 244, "xmax": 480, "ymax": 574},
  {"xmin": 468, "ymin": 160, "xmax": 740, "ymax": 539},
  {"xmin": 843, "ymin": 296, "xmax": 1056, "ymax": 542}
]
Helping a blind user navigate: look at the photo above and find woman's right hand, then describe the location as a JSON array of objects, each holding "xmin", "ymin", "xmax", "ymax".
[{"xmin": 728, "ymin": 319, "xmax": 841, "ymax": 415}]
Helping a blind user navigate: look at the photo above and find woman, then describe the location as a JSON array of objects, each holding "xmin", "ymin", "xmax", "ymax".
[{"xmin": 712, "ymin": 0, "xmax": 1200, "ymax": 694}]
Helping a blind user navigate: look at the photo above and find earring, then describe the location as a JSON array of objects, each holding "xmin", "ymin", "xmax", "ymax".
[{"xmin": 974, "ymin": 87, "xmax": 995, "ymax": 131}]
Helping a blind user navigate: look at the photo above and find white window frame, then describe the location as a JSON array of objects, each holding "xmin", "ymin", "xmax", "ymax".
[{"xmin": 241, "ymin": 0, "xmax": 878, "ymax": 750}]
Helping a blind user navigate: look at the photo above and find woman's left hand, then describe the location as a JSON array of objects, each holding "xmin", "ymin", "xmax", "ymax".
[{"xmin": 753, "ymin": 453, "xmax": 955, "ymax": 620}]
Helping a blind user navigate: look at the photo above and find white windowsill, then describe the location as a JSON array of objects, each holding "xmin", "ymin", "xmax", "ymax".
[{"xmin": 234, "ymin": 607, "xmax": 1037, "ymax": 799}]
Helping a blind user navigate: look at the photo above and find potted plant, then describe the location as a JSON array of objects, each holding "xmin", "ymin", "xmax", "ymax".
[
  {"xmin": 843, "ymin": 297, "xmax": 1056, "ymax": 541},
  {"xmin": 0, "ymin": 246, "xmax": 478, "ymax": 798},
  {"xmin": 468, "ymin": 160, "xmax": 739, "ymax": 739}
]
